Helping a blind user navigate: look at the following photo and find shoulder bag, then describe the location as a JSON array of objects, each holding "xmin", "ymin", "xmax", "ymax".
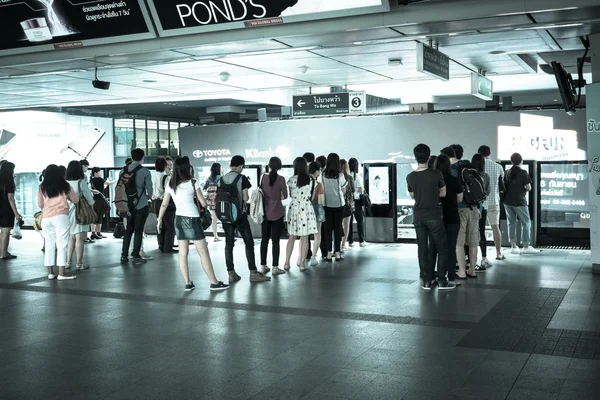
[
  {"xmin": 193, "ymin": 180, "xmax": 212, "ymax": 230},
  {"xmin": 310, "ymin": 178, "xmax": 326, "ymax": 223},
  {"xmin": 76, "ymin": 180, "xmax": 97, "ymax": 225}
]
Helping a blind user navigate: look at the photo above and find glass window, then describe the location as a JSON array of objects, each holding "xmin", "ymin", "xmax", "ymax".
[
  {"xmin": 169, "ymin": 122, "xmax": 180, "ymax": 157},
  {"xmin": 158, "ymin": 121, "xmax": 169, "ymax": 156},
  {"xmin": 135, "ymin": 119, "xmax": 147, "ymax": 152},
  {"xmin": 114, "ymin": 119, "xmax": 134, "ymax": 157},
  {"xmin": 147, "ymin": 120, "xmax": 159, "ymax": 156}
]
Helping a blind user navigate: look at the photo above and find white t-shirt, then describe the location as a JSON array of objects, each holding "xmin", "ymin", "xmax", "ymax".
[
  {"xmin": 165, "ymin": 180, "xmax": 199, "ymax": 218},
  {"xmin": 352, "ymin": 172, "xmax": 364, "ymax": 200}
]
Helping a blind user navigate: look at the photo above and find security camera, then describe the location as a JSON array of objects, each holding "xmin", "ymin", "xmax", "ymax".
[
  {"xmin": 299, "ymin": 65, "xmax": 309, "ymax": 74},
  {"xmin": 92, "ymin": 67, "xmax": 110, "ymax": 90},
  {"xmin": 219, "ymin": 72, "xmax": 231, "ymax": 82}
]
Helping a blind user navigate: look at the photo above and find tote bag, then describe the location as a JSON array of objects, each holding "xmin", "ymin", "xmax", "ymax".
[{"xmin": 76, "ymin": 180, "xmax": 98, "ymax": 225}]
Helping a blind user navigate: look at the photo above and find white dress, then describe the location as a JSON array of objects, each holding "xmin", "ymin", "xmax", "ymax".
[
  {"xmin": 287, "ymin": 176, "xmax": 318, "ymax": 237},
  {"xmin": 67, "ymin": 179, "xmax": 94, "ymax": 235}
]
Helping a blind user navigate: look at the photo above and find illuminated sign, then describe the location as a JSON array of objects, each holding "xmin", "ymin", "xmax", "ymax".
[
  {"xmin": 416, "ymin": 43, "xmax": 450, "ymax": 81},
  {"xmin": 471, "ymin": 73, "xmax": 493, "ymax": 101}
]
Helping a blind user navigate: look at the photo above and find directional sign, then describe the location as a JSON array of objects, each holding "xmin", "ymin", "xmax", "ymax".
[
  {"xmin": 471, "ymin": 72, "xmax": 494, "ymax": 101},
  {"xmin": 293, "ymin": 92, "xmax": 366, "ymax": 117},
  {"xmin": 416, "ymin": 43, "xmax": 450, "ymax": 81}
]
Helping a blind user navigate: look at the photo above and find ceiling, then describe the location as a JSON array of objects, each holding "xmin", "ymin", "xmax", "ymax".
[{"xmin": 0, "ymin": 1, "xmax": 598, "ymax": 118}]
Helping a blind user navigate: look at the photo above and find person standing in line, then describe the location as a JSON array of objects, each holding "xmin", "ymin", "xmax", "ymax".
[
  {"xmin": 158, "ymin": 157, "xmax": 229, "ymax": 292},
  {"xmin": 348, "ymin": 158, "xmax": 366, "ymax": 248},
  {"xmin": 471, "ymin": 154, "xmax": 491, "ymax": 271},
  {"xmin": 309, "ymin": 161, "xmax": 324, "ymax": 266},
  {"xmin": 220, "ymin": 156, "xmax": 271, "ymax": 283},
  {"xmin": 315, "ymin": 155, "xmax": 328, "ymax": 258},
  {"xmin": 504, "ymin": 153, "xmax": 540, "ymax": 255},
  {"xmin": 65, "ymin": 161, "xmax": 95, "ymax": 271},
  {"xmin": 204, "ymin": 163, "xmax": 222, "ymax": 242},
  {"xmin": 90, "ymin": 167, "xmax": 113, "ymax": 240},
  {"xmin": 407, "ymin": 144, "xmax": 451, "ymax": 290},
  {"xmin": 0, "ymin": 162, "xmax": 22, "ymax": 260},
  {"xmin": 153, "ymin": 157, "xmax": 176, "ymax": 253},
  {"xmin": 339, "ymin": 159, "xmax": 355, "ymax": 252},
  {"xmin": 433, "ymin": 154, "xmax": 462, "ymax": 287},
  {"xmin": 38, "ymin": 165, "xmax": 79, "ymax": 280},
  {"xmin": 302, "ymin": 153, "xmax": 316, "ymax": 264},
  {"xmin": 79, "ymin": 159, "xmax": 94, "ymax": 244},
  {"xmin": 283, "ymin": 157, "xmax": 318, "ymax": 272},
  {"xmin": 321, "ymin": 153, "xmax": 347, "ymax": 262},
  {"xmin": 120, "ymin": 148, "xmax": 153, "ymax": 265},
  {"xmin": 260, "ymin": 157, "xmax": 288, "ymax": 276},
  {"xmin": 441, "ymin": 146, "xmax": 479, "ymax": 279},
  {"xmin": 478, "ymin": 145, "xmax": 506, "ymax": 261}
]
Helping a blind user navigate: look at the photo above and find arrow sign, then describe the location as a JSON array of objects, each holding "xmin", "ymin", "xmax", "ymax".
[
  {"xmin": 292, "ymin": 93, "xmax": 365, "ymax": 117},
  {"xmin": 297, "ymin": 99, "xmax": 306, "ymax": 108}
]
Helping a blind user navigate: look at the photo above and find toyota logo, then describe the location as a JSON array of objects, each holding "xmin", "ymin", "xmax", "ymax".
[{"xmin": 193, "ymin": 150, "xmax": 204, "ymax": 158}]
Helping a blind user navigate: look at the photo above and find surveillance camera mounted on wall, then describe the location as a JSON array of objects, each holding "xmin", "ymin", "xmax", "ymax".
[{"xmin": 92, "ymin": 67, "xmax": 110, "ymax": 90}]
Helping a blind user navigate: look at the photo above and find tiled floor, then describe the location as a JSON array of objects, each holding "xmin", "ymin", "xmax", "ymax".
[{"xmin": 1, "ymin": 232, "xmax": 599, "ymax": 399}]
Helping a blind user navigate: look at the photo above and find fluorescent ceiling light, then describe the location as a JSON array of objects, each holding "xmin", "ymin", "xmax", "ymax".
[
  {"xmin": 224, "ymin": 46, "xmax": 321, "ymax": 57},
  {"xmin": 516, "ymin": 23, "xmax": 583, "ymax": 31}
]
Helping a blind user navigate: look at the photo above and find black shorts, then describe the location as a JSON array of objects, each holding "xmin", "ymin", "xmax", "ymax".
[
  {"xmin": 0, "ymin": 210, "xmax": 15, "ymax": 228},
  {"xmin": 174, "ymin": 216, "xmax": 206, "ymax": 241},
  {"xmin": 93, "ymin": 199, "xmax": 107, "ymax": 224}
]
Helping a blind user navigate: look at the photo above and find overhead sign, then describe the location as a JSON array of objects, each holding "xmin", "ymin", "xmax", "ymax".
[
  {"xmin": 416, "ymin": 43, "xmax": 450, "ymax": 81},
  {"xmin": 471, "ymin": 73, "xmax": 494, "ymax": 101},
  {"xmin": 293, "ymin": 92, "xmax": 366, "ymax": 117},
  {"xmin": 0, "ymin": 0, "xmax": 154, "ymax": 56},
  {"xmin": 147, "ymin": 0, "xmax": 390, "ymax": 37}
]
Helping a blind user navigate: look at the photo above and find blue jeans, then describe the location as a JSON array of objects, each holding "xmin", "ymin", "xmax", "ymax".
[
  {"xmin": 504, "ymin": 205, "xmax": 531, "ymax": 246},
  {"xmin": 415, "ymin": 219, "xmax": 448, "ymax": 284}
]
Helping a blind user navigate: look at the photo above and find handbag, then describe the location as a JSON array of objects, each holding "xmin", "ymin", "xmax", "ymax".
[
  {"xmin": 75, "ymin": 180, "xmax": 98, "ymax": 225},
  {"xmin": 11, "ymin": 219, "xmax": 22, "ymax": 240},
  {"xmin": 33, "ymin": 211, "xmax": 43, "ymax": 232},
  {"xmin": 310, "ymin": 178, "xmax": 326, "ymax": 223},
  {"xmin": 193, "ymin": 180, "xmax": 212, "ymax": 230}
]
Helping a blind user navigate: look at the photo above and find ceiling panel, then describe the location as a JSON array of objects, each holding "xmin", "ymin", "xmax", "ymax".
[
  {"xmin": 531, "ymin": 6, "xmax": 600, "ymax": 23},
  {"xmin": 16, "ymin": 60, "xmax": 106, "ymax": 74},
  {"xmin": 94, "ymin": 50, "xmax": 191, "ymax": 66},
  {"xmin": 392, "ymin": 15, "xmax": 534, "ymax": 35},
  {"xmin": 277, "ymin": 27, "xmax": 403, "ymax": 48},
  {"xmin": 313, "ymin": 41, "xmax": 417, "ymax": 57},
  {"xmin": 437, "ymin": 30, "xmax": 541, "ymax": 46},
  {"xmin": 176, "ymin": 39, "xmax": 290, "ymax": 57}
]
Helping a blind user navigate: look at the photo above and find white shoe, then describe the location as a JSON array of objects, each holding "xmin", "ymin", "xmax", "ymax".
[
  {"xmin": 309, "ymin": 259, "xmax": 318, "ymax": 267},
  {"xmin": 510, "ymin": 247, "xmax": 521, "ymax": 255},
  {"xmin": 522, "ymin": 246, "xmax": 541, "ymax": 255},
  {"xmin": 57, "ymin": 275, "xmax": 77, "ymax": 281},
  {"xmin": 360, "ymin": 242, "xmax": 367, "ymax": 248},
  {"xmin": 76, "ymin": 264, "xmax": 90, "ymax": 271},
  {"xmin": 349, "ymin": 243, "xmax": 355, "ymax": 247},
  {"xmin": 48, "ymin": 274, "xmax": 56, "ymax": 280}
]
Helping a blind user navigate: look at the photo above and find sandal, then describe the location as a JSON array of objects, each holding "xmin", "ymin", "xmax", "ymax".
[
  {"xmin": 1, "ymin": 254, "xmax": 17, "ymax": 260},
  {"xmin": 300, "ymin": 266, "xmax": 308, "ymax": 272},
  {"xmin": 496, "ymin": 255, "xmax": 506, "ymax": 260},
  {"xmin": 272, "ymin": 267, "xmax": 286, "ymax": 275}
]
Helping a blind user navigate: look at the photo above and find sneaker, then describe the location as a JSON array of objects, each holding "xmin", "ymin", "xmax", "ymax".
[
  {"xmin": 349, "ymin": 243, "xmax": 355, "ymax": 247},
  {"xmin": 65, "ymin": 263, "xmax": 71, "ymax": 270},
  {"xmin": 474, "ymin": 265, "xmax": 487, "ymax": 273},
  {"xmin": 272, "ymin": 266, "xmax": 286, "ymax": 275},
  {"xmin": 140, "ymin": 253, "xmax": 153, "ymax": 260},
  {"xmin": 250, "ymin": 271, "xmax": 271, "ymax": 282},
  {"xmin": 522, "ymin": 246, "xmax": 541, "ymax": 255},
  {"xmin": 261, "ymin": 266, "xmax": 271, "ymax": 275},
  {"xmin": 481, "ymin": 259, "xmax": 493, "ymax": 268},
  {"xmin": 309, "ymin": 259, "xmax": 318, "ymax": 267},
  {"xmin": 57, "ymin": 275, "xmax": 77, "ymax": 281},
  {"xmin": 228, "ymin": 270, "xmax": 242, "ymax": 283},
  {"xmin": 421, "ymin": 282, "xmax": 432, "ymax": 291},
  {"xmin": 131, "ymin": 257, "xmax": 147, "ymax": 265},
  {"xmin": 120, "ymin": 256, "xmax": 129, "ymax": 263},
  {"xmin": 185, "ymin": 282, "xmax": 196, "ymax": 292},
  {"xmin": 47, "ymin": 274, "xmax": 56, "ymax": 280},
  {"xmin": 511, "ymin": 247, "xmax": 521, "ymax": 255},
  {"xmin": 76, "ymin": 264, "xmax": 90, "ymax": 271},
  {"xmin": 439, "ymin": 281, "xmax": 457, "ymax": 290},
  {"xmin": 210, "ymin": 281, "xmax": 230, "ymax": 291},
  {"xmin": 84, "ymin": 238, "xmax": 94, "ymax": 244},
  {"xmin": 360, "ymin": 242, "xmax": 367, "ymax": 248},
  {"xmin": 448, "ymin": 280, "xmax": 461, "ymax": 287}
]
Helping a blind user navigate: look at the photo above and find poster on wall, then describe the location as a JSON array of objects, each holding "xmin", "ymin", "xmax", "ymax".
[
  {"xmin": 586, "ymin": 83, "xmax": 600, "ymax": 268},
  {"xmin": 147, "ymin": 0, "xmax": 390, "ymax": 36},
  {"xmin": 0, "ymin": 0, "xmax": 154, "ymax": 55},
  {"xmin": 369, "ymin": 166, "xmax": 389, "ymax": 205}
]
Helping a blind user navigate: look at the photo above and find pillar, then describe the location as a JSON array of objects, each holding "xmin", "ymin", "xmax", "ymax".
[{"xmin": 587, "ymin": 33, "xmax": 600, "ymax": 275}]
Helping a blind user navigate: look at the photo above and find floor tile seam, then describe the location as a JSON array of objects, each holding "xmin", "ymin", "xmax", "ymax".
[{"xmin": 0, "ymin": 283, "xmax": 478, "ymax": 330}]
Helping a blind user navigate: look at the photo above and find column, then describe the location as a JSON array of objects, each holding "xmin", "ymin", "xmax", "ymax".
[{"xmin": 588, "ymin": 33, "xmax": 600, "ymax": 275}]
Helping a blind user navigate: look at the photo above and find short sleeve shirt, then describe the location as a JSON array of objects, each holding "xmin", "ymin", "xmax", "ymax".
[
  {"xmin": 406, "ymin": 169, "xmax": 445, "ymax": 223},
  {"xmin": 504, "ymin": 166, "xmax": 531, "ymax": 207},
  {"xmin": 441, "ymin": 175, "xmax": 463, "ymax": 224},
  {"xmin": 484, "ymin": 158, "xmax": 504, "ymax": 207},
  {"xmin": 90, "ymin": 177, "xmax": 106, "ymax": 200},
  {"xmin": 220, "ymin": 171, "xmax": 252, "ymax": 214}
]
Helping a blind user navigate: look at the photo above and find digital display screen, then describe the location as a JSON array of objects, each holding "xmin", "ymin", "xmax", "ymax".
[
  {"xmin": 369, "ymin": 166, "xmax": 390, "ymax": 205},
  {"xmin": 540, "ymin": 163, "xmax": 589, "ymax": 228}
]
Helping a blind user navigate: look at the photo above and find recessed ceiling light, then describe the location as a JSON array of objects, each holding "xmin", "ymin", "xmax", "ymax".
[
  {"xmin": 142, "ymin": 79, "xmax": 157, "ymax": 83},
  {"xmin": 554, "ymin": 99, "xmax": 558, "ymax": 102},
  {"xmin": 489, "ymin": 50, "xmax": 507, "ymax": 55}
]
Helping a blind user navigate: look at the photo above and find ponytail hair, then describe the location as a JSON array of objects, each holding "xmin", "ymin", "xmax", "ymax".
[{"xmin": 268, "ymin": 157, "xmax": 282, "ymax": 186}]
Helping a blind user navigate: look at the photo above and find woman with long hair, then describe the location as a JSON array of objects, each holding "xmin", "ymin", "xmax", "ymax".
[
  {"xmin": 283, "ymin": 157, "xmax": 318, "ymax": 272},
  {"xmin": 0, "ymin": 162, "xmax": 22, "ymax": 259},
  {"xmin": 339, "ymin": 159, "xmax": 355, "ymax": 252},
  {"xmin": 260, "ymin": 157, "xmax": 288, "ymax": 275},
  {"xmin": 158, "ymin": 157, "xmax": 228, "ymax": 292},
  {"xmin": 38, "ymin": 164, "xmax": 79, "ymax": 280},
  {"xmin": 348, "ymin": 158, "xmax": 366, "ymax": 248},
  {"xmin": 65, "ymin": 161, "xmax": 95, "ymax": 270},
  {"xmin": 472, "ymin": 153, "xmax": 491, "ymax": 271},
  {"xmin": 309, "ymin": 161, "xmax": 324, "ymax": 266},
  {"xmin": 321, "ymin": 153, "xmax": 347, "ymax": 261},
  {"xmin": 203, "ymin": 162, "xmax": 222, "ymax": 242}
]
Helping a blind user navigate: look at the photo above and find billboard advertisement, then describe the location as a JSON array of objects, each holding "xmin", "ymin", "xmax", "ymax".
[{"xmin": 0, "ymin": 0, "xmax": 154, "ymax": 55}]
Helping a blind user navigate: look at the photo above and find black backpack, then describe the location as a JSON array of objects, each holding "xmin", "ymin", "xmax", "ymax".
[
  {"xmin": 457, "ymin": 162, "xmax": 486, "ymax": 207},
  {"xmin": 215, "ymin": 174, "xmax": 243, "ymax": 224}
]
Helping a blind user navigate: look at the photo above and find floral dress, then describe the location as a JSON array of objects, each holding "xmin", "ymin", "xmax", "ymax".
[{"xmin": 287, "ymin": 176, "xmax": 318, "ymax": 237}]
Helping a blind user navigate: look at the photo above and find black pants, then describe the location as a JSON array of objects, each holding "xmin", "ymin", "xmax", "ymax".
[
  {"xmin": 260, "ymin": 217, "xmax": 284, "ymax": 267},
  {"xmin": 223, "ymin": 215, "xmax": 256, "ymax": 271},
  {"xmin": 158, "ymin": 209, "xmax": 176, "ymax": 252},
  {"xmin": 444, "ymin": 224, "xmax": 460, "ymax": 281},
  {"xmin": 122, "ymin": 206, "xmax": 149, "ymax": 258},
  {"xmin": 479, "ymin": 208, "xmax": 487, "ymax": 258},
  {"xmin": 415, "ymin": 219, "xmax": 448, "ymax": 284},
  {"xmin": 324, "ymin": 206, "xmax": 344, "ymax": 254},
  {"xmin": 319, "ymin": 222, "xmax": 327, "ymax": 257},
  {"xmin": 349, "ymin": 199, "xmax": 365, "ymax": 244}
]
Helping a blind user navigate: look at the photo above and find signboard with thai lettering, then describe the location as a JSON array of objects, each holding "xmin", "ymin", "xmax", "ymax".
[
  {"xmin": 292, "ymin": 92, "xmax": 366, "ymax": 117},
  {"xmin": 416, "ymin": 43, "xmax": 450, "ymax": 81}
]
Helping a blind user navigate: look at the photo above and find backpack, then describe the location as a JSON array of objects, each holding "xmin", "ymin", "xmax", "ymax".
[
  {"xmin": 249, "ymin": 175, "xmax": 266, "ymax": 224},
  {"xmin": 205, "ymin": 176, "xmax": 219, "ymax": 209},
  {"xmin": 458, "ymin": 163, "xmax": 486, "ymax": 207},
  {"xmin": 215, "ymin": 174, "xmax": 243, "ymax": 224},
  {"xmin": 344, "ymin": 177, "xmax": 356, "ymax": 215},
  {"xmin": 114, "ymin": 165, "xmax": 142, "ymax": 217},
  {"xmin": 75, "ymin": 180, "xmax": 98, "ymax": 225}
]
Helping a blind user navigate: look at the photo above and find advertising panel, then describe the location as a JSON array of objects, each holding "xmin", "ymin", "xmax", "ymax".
[
  {"xmin": 586, "ymin": 83, "xmax": 600, "ymax": 271},
  {"xmin": 147, "ymin": 0, "xmax": 389, "ymax": 36},
  {"xmin": 369, "ymin": 166, "xmax": 390, "ymax": 205},
  {"xmin": 0, "ymin": 0, "xmax": 154, "ymax": 55},
  {"xmin": 540, "ymin": 163, "xmax": 589, "ymax": 228}
]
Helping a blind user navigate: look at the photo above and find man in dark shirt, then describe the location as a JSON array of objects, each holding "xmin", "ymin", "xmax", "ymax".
[
  {"xmin": 407, "ymin": 144, "xmax": 452, "ymax": 290},
  {"xmin": 504, "ymin": 153, "xmax": 539, "ymax": 255},
  {"xmin": 220, "ymin": 156, "xmax": 271, "ymax": 283}
]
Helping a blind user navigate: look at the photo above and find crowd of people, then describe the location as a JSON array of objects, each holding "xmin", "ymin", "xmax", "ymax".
[{"xmin": 408, "ymin": 143, "xmax": 540, "ymax": 291}]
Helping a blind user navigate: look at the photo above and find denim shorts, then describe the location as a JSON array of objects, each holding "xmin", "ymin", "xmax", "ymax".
[{"xmin": 174, "ymin": 216, "xmax": 206, "ymax": 241}]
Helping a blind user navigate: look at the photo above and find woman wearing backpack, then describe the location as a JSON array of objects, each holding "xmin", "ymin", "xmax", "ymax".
[
  {"xmin": 38, "ymin": 164, "xmax": 79, "ymax": 280},
  {"xmin": 340, "ymin": 159, "xmax": 355, "ymax": 252},
  {"xmin": 158, "ymin": 157, "xmax": 228, "ymax": 292},
  {"xmin": 204, "ymin": 163, "xmax": 221, "ymax": 242},
  {"xmin": 472, "ymin": 154, "xmax": 491, "ymax": 271},
  {"xmin": 65, "ymin": 161, "xmax": 95, "ymax": 271},
  {"xmin": 260, "ymin": 157, "xmax": 288, "ymax": 276},
  {"xmin": 283, "ymin": 157, "xmax": 318, "ymax": 272}
]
